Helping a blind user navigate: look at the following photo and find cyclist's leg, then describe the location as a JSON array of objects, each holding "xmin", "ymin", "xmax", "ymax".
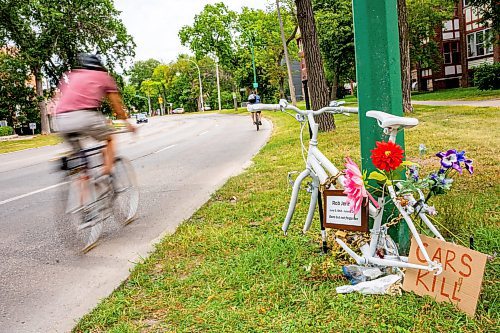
[
  {"xmin": 102, "ymin": 136, "xmax": 114, "ymax": 175},
  {"xmin": 84, "ymin": 112, "xmax": 116, "ymax": 175}
]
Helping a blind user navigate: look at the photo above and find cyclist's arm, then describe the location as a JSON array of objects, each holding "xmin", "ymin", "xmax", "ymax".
[{"xmin": 107, "ymin": 92, "xmax": 136, "ymax": 133}]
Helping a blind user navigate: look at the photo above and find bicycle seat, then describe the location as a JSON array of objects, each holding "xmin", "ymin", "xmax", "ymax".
[{"xmin": 366, "ymin": 110, "xmax": 418, "ymax": 129}]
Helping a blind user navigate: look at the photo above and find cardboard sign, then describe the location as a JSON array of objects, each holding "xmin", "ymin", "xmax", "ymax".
[
  {"xmin": 322, "ymin": 190, "xmax": 368, "ymax": 232},
  {"xmin": 402, "ymin": 235, "xmax": 488, "ymax": 316}
]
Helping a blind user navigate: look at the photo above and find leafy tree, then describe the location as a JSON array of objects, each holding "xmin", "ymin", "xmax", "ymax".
[
  {"xmin": 179, "ymin": 2, "xmax": 237, "ymax": 68},
  {"xmin": 0, "ymin": 0, "xmax": 135, "ymax": 133},
  {"xmin": 407, "ymin": 0, "xmax": 455, "ymax": 91},
  {"xmin": 0, "ymin": 53, "xmax": 38, "ymax": 129},
  {"xmin": 122, "ymin": 85, "xmax": 147, "ymax": 113},
  {"xmin": 127, "ymin": 59, "xmax": 161, "ymax": 90},
  {"xmin": 468, "ymin": 0, "xmax": 499, "ymax": 34},
  {"xmin": 295, "ymin": 0, "xmax": 333, "ymax": 131},
  {"xmin": 314, "ymin": 0, "xmax": 355, "ymax": 100},
  {"xmin": 237, "ymin": 6, "xmax": 298, "ymax": 101}
]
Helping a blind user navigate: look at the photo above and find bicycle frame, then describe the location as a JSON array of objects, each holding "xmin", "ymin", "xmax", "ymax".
[{"xmin": 248, "ymin": 100, "xmax": 444, "ymax": 274}]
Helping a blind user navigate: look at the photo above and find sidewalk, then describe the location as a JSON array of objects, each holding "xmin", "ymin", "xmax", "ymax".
[{"xmin": 412, "ymin": 99, "xmax": 500, "ymax": 108}]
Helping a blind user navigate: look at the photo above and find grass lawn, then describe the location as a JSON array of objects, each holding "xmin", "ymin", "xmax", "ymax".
[
  {"xmin": 75, "ymin": 105, "xmax": 499, "ymax": 333},
  {"xmin": 0, "ymin": 134, "xmax": 62, "ymax": 154},
  {"xmin": 411, "ymin": 87, "xmax": 500, "ymax": 101}
]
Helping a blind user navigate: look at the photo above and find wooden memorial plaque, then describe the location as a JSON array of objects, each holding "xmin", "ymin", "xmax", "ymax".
[{"xmin": 322, "ymin": 189, "xmax": 369, "ymax": 232}]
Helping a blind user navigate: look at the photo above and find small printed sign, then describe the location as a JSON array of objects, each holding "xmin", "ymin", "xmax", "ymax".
[
  {"xmin": 322, "ymin": 189, "xmax": 368, "ymax": 232},
  {"xmin": 29, "ymin": 123, "xmax": 36, "ymax": 130},
  {"xmin": 403, "ymin": 235, "xmax": 488, "ymax": 316}
]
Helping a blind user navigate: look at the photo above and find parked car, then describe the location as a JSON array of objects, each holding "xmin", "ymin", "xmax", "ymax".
[
  {"xmin": 136, "ymin": 113, "xmax": 148, "ymax": 124},
  {"xmin": 172, "ymin": 107, "xmax": 185, "ymax": 114}
]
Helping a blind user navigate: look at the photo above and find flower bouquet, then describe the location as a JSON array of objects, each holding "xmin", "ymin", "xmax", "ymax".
[{"xmin": 342, "ymin": 141, "xmax": 474, "ymax": 223}]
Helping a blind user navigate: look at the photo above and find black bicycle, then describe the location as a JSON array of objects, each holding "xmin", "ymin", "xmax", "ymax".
[
  {"xmin": 254, "ymin": 111, "xmax": 262, "ymax": 131},
  {"xmin": 56, "ymin": 133, "xmax": 139, "ymax": 253}
]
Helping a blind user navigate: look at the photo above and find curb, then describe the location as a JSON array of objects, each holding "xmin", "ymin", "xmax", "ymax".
[{"xmin": 0, "ymin": 135, "xmax": 37, "ymax": 142}]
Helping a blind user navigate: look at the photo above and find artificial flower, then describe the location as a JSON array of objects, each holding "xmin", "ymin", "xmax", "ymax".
[
  {"xmin": 436, "ymin": 149, "xmax": 474, "ymax": 175},
  {"xmin": 408, "ymin": 165, "xmax": 419, "ymax": 182},
  {"xmin": 419, "ymin": 143, "xmax": 427, "ymax": 156},
  {"xmin": 342, "ymin": 157, "xmax": 379, "ymax": 214},
  {"xmin": 370, "ymin": 141, "xmax": 404, "ymax": 172},
  {"xmin": 426, "ymin": 205, "xmax": 437, "ymax": 216}
]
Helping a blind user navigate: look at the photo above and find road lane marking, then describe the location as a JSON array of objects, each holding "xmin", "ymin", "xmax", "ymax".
[
  {"xmin": 0, "ymin": 182, "xmax": 67, "ymax": 206},
  {"xmin": 199, "ymin": 131, "xmax": 209, "ymax": 136},
  {"xmin": 154, "ymin": 144, "xmax": 177, "ymax": 154}
]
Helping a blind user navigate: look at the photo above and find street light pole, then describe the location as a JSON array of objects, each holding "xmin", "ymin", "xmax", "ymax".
[
  {"xmin": 188, "ymin": 59, "xmax": 204, "ymax": 112},
  {"xmin": 248, "ymin": 34, "xmax": 258, "ymax": 91},
  {"xmin": 215, "ymin": 56, "xmax": 221, "ymax": 111}
]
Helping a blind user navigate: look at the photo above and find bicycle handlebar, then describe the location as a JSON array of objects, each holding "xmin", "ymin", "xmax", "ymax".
[{"xmin": 247, "ymin": 99, "xmax": 358, "ymax": 115}]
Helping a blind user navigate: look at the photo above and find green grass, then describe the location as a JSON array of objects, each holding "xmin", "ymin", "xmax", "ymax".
[
  {"xmin": 0, "ymin": 134, "xmax": 62, "ymax": 154},
  {"xmin": 411, "ymin": 87, "xmax": 500, "ymax": 101},
  {"xmin": 74, "ymin": 105, "xmax": 499, "ymax": 333}
]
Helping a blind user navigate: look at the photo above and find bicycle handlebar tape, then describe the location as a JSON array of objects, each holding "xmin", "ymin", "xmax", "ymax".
[{"xmin": 247, "ymin": 104, "xmax": 281, "ymax": 112}]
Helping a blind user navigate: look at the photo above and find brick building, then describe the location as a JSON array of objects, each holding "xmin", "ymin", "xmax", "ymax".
[{"xmin": 414, "ymin": 1, "xmax": 499, "ymax": 91}]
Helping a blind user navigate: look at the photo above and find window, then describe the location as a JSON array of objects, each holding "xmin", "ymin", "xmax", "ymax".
[
  {"xmin": 467, "ymin": 29, "xmax": 494, "ymax": 57},
  {"xmin": 443, "ymin": 42, "xmax": 461, "ymax": 64}
]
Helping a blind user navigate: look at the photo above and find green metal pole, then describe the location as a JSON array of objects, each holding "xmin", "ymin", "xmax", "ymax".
[
  {"xmin": 250, "ymin": 37, "xmax": 258, "ymax": 90},
  {"xmin": 353, "ymin": 0, "xmax": 410, "ymax": 253}
]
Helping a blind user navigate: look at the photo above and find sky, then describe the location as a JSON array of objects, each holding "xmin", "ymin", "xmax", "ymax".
[{"xmin": 114, "ymin": 0, "xmax": 271, "ymax": 64}]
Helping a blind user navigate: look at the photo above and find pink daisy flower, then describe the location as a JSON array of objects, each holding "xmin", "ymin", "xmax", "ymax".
[{"xmin": 342, "ymin": 157, "xmax": 379, "ymax": 214}]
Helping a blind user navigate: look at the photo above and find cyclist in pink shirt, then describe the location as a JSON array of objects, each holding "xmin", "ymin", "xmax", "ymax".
[{"xmin": 56, "ymin": 53, "xmax": 135, "ymax": 175}]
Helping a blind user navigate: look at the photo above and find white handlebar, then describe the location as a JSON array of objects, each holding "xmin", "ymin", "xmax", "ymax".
[
  {"xmin": 247, "ymin": 99, "xmax": 358, "ymax": 115},
  {"xmin": 247, "ymin": 103, "xmax": 283, "ymax": 112}
]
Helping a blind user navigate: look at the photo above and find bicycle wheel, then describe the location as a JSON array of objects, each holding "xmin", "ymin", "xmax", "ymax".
[
  {"xmin": 55, "ymin": 174, "xmax": 106, "ymax": 253},
  {"xmin": 256, "ymin": 113, "xmax": 260, "ymax": 131},
  {"xmin": 111, "ymin": 157, "xmax": 139, "ymax": 226}
]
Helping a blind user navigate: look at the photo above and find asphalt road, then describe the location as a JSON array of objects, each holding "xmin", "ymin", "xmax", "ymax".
[{"xmin": 0, "ymin": 113, "xmax": 271, "ymax": 333}]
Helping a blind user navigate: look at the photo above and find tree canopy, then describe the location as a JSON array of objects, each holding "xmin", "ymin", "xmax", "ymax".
[{"xmin": 0, "ymin": 0, "xmax": 135, "ymax": 133}]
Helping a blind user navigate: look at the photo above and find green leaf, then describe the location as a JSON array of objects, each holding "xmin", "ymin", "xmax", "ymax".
[
  {"xmin": 368, "ymin": 170, "xmax": 388, "ymax": 182},
  {"xmin": 401, "ymin": 161, "xmax": 419, "ymax": 167}
]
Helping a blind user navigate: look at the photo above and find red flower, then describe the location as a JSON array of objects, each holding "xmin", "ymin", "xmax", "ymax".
[{"xmin": 370, "ymin": 141, "xmax": 404, "ymax": 172}]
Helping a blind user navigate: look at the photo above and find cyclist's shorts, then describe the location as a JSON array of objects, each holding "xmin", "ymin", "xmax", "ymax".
[{"xmin": 55, "ymin": 110, "xmax": 114, "ymax": 142}]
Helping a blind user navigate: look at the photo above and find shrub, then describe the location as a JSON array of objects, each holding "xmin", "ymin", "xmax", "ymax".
[
  {"xmin": 473, "ymin": 63, "xmax": 500, "ymax": 90},
  {"xmin": 0, "ymin": 125, "xmax": 14, "ymax": 136}
]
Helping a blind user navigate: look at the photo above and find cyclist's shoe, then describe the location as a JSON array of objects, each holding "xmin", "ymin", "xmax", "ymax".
[{"xmin": 258, "ymin": 121, "xmax": 262, "ymax": 125}]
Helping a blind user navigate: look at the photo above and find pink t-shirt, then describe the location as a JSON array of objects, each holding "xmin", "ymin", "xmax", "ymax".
[{"xmin": 56, "ymin": 69, "xmax": 118, "ymax": 113}]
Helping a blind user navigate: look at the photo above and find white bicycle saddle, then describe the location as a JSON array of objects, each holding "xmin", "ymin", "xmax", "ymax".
[{"xmin": 366, "ymin": 110, "xmax": 418, "ymax": 129}]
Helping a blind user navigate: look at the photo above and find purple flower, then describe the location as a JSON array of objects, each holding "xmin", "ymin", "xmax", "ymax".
[
  {"xmin": 436, "ymin": 149, "xmax": 474, "ymax": 175},
  {"xmin": 409, "ymin": 165, "xmax": 419, "ymax": 181}
]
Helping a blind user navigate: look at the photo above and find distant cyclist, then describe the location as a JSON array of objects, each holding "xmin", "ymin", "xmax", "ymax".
[
  {"xmin": 55, "ymin": 53, "xmax": 135, "ymax": 176},
  {"xmin": 247, "ymin": 90, "xmax": 261, "ymax": 126}
]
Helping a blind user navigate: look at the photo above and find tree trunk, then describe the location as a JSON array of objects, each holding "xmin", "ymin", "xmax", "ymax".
[
  {"xmin": 33, "ymin": 66, "xmax": 50, "ymax": 134},
  {"xmin": 397, "ymin": 0, "xmax": 413, "ymax": 113},
  {"xmin": 416, "ymin": 63, "xmax": 425, "ymax": 92},
  {"xmin": 279, "ymin": 76, "xmax": 286, "ymax": 99},
  {"xmin": 277, "ymin": 0, "xmax": 297, "ymax": 105},
  {"xmin": 295, "ymin": 0, "xmax": 334, "ymax": 131},
  {"xmin": 458, "ymin": 0, "xmax": 469, "ymax": 87}
]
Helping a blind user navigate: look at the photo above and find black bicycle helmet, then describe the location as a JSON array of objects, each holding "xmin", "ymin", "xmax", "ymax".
[{"xmin": 76, "ymin": 53, "xmax": 107, "ymax": 71}]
